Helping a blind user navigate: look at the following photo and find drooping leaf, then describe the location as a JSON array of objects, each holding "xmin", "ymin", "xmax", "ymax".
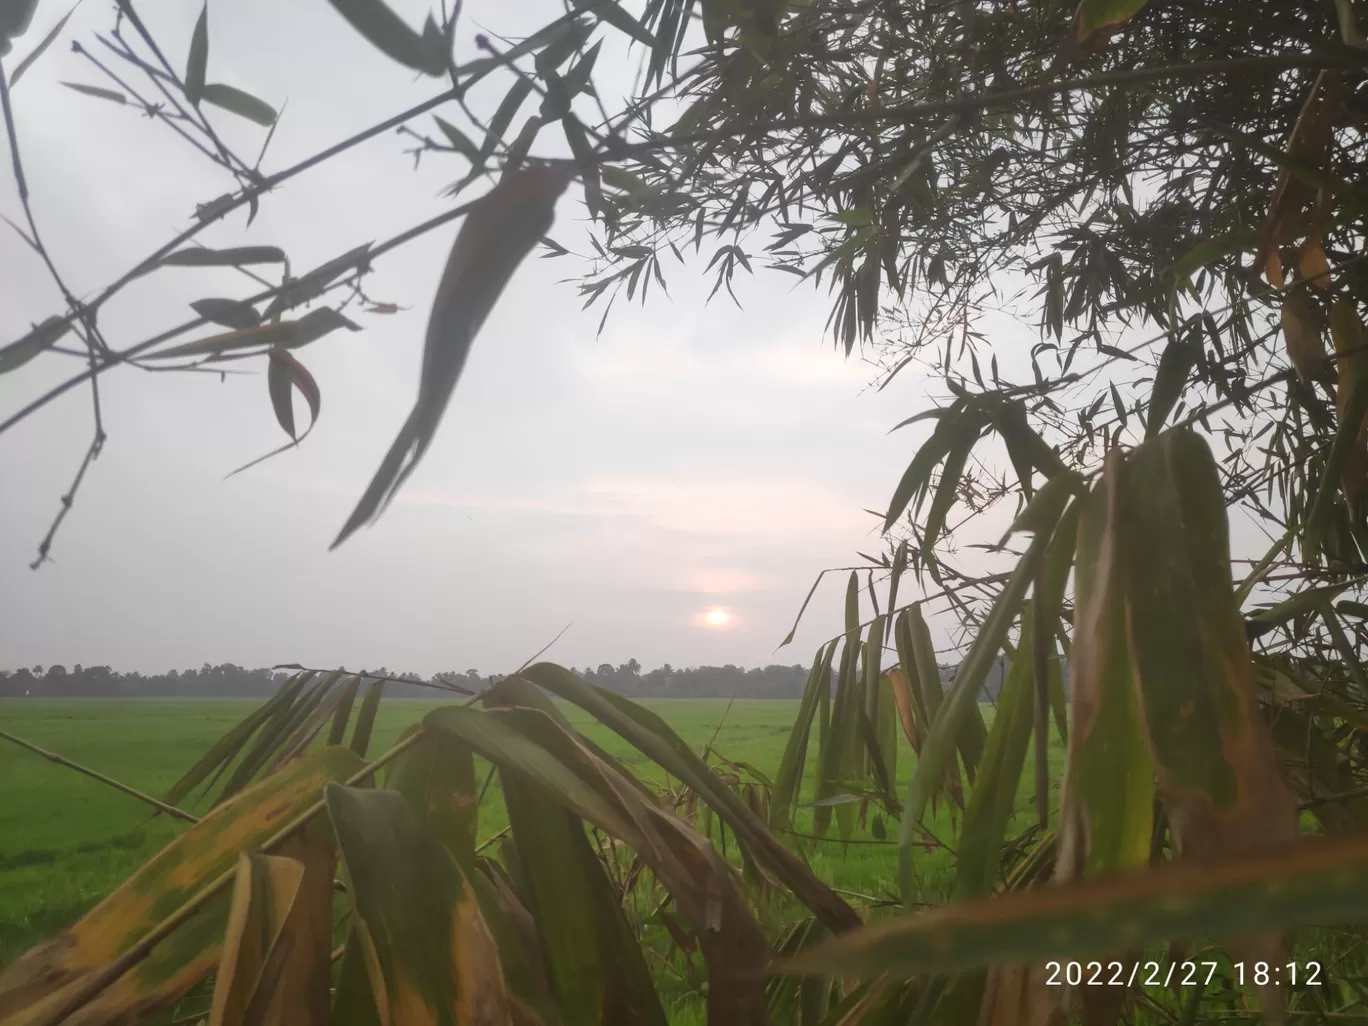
[
  {"xmin": 1145, "ymin": 337, "xmax": 1197, "ymax": 438},
  {"xmin": 0, "ymin": 747, "xmax": 362, "ymax": 1026},
  {"xmin": 1281, "ymin": 286, "xmax": 1327, "ymax": 384},
  {"xmin": 323, "ymin": 0, "xmax": 446, "ymax": 76},
  {"xmin": 1054, "ymin": 454, "xmax": 1154, "ymax": 887},
  {"xmin": 349, "ymin": 679, "xmax": 383, "ymax": 757},
  {"xmin": 208, "ymin": 828, "xmax": 334, "ymax": 1026},
  {"xmin": 425, "ymin": 702, "xmax": 772, "ymax": 1024},
  {"xmin": 326, "ymin": 785, "xmax": 512, "ymax": 1026},
  {"xmin": 1122, "ymin": 431, "xmax": 1300, "ymax": 1015},
  {"xmin": 201, "ymin": 83, "xmax": 278, "ymax": 126},
  {"xmin": 1257, "ymin": 71, "xmax": 1343, "ymax": 280},
  {"xmin": 898, "ymin": 506, "xmax": 1062, "ymax": 904},
  {"xmin": 493, "ymin": 730, "xmax": 666, "ymax": 1026},
  {"xmin": 386, "ymin": 729, "xmax": 478, "ymax": 873},
  {"xmin": 332, "ymin": 164, "xmax": 575, "ymax": 549},
  {"xmin": 185, "ymin": 3, "xmax": 208, "ymax": 106},
  {"xmin": 954, "ymin": 606, "xmax": 1040, "ymax": 901},
  {"xmin": 267, "ymin": 347, "xmax": 321, "ymax": 441},
  {"xmin": 467, "ymin": 865, "xmax": 562, "ymax": 1026},
  {"xmin": 771, "ymin": 642, "xmax": 837, "ymax": 831},
  {"xmin": 513, "ymin": 662, "xmax": 861, "ymax": 933},
  {"xmin": 9, "ymin": 1, "xmax": 81, "ymax": 86}
]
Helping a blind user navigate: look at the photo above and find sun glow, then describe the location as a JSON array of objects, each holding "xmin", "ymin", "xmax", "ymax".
[
  {"xmin": 690, "ymin": 607, "xmax": 737, "ymax": 630},
  {"xmin": 704, "ymin": 609, "xmax": 730, "ymax": 626}
]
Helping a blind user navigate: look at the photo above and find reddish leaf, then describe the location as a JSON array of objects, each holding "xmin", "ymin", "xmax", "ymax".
[{"xmin": 267, "ymin": 347, "xmax": 321, "ymax": 441}]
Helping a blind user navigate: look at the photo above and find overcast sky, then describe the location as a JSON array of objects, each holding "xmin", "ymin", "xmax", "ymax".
[{"xmin": 0, "ymin": 0, "xmax": 1074, "ymax": 676}]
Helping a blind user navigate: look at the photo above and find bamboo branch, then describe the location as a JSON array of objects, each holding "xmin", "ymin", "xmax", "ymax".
[{"xmin": 0, "ymin": 729, "xmax": 199, "ymax": 824}]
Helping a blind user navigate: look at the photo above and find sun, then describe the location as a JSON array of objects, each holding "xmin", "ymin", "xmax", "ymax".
[{"xmin": 703, "ymin": 608, "xmax": 731, "ymax": 627}]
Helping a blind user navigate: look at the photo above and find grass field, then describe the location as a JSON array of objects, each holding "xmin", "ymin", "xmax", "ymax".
[
  {"xmin": 5, "ymin": 697, "xmax": 1365, "ymax": 1023},
  {"xmin": 0, "ymin": 696, "xmax": 1033, "ymax": 969}
]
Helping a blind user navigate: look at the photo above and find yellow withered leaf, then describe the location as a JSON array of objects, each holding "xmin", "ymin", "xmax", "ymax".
[
  {"xmin": 1258, "ymin": 71, "xmax": 1343, "ymax": 283},
  {"xmin": 209, "ymin": 827, "xmax": 336, "ymax": 1026},
  {"xmin": 1120, "ymin": 431, "xmax": 1299, "ymax": 1019},
  {"xmin": 1281, "ymin": 286, "xmax": 1328, "ymax": 383},
  {"xmin": 209, "ymin": 853, "xmax": 306, "ymax": 1026},
  {"xmin": 1300, "ymin": 237, "xmax": 1333, "ymax": 290},
  {"xmin": 326, "ymin": 785, "xmax": 513, "ymax": 1026},
  {"xmin": 0, "ymin": 746, "xmax": 362, "ymax": 1026}
]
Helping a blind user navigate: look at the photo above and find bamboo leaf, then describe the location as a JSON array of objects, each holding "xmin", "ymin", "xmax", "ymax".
[
  {"xmin": 159, "ymin": 245, "xmax": 287, "ymax": 270},
  {"xmin": 514, "ymin": 662, "xmax": 862, "ymax": 933},
  {"xmin": 771, "ymin": 642, "xmax": 837, "ymax": 831},
  {"xmin": 61, "ymin": 81, "xmax": 126, "ymax": 104},
  {"xmin": 1123, "ymin": 430, "xmax": 1299, "ymax": 1015},
  {"xmin": 1055, "ymin": 456, "xmax": 1154, "ymax": 886},
  {"xmin": 332, "ymin": 164, "xmax": 574, "ymax": 549},
  {"xmin": 577, "ymin": 0, "xmax": 656, "ymax": 45},
  {"xmin": 1282, "ymin": 286, "xmax": 1327, "ymax": 384},
  {"xmin": 883, "ymin": 406, "xmax": 966, "ymax": 531},
  {"xmin": 326, "ymin": 785, "xmax": 512, "ymax": 1026},
  {"xmin": 9, "ymin": 1, "xmax": 81, "ymax": 86},
  {"xmin": 208, "ymin": 852, "xmax": 304, "ymax": 1026},
  {"xmin": 185, "ymin": 3, "xmax": 208, "ymax": 106},
  {"xmin": 267, "ymin": 347, "xmax": 321, "ymax": 441},
  {"xmin": 209, "ymin": 828, "xmax": 334, "ymax": 1026},
  {"xmin": 191, "ymin": 298, "xmax": 261, "ymax": 331},
  {"xmin": 201, "ymin": 83, "xmax": 277, "ymax": 126},
  {"xmin": 326, "ymin": 674, "xmax": 362, "ymax": 747},
  {"xmin": 898, "ymin": 519, "xmax": 1060, "ymax": 904},
  {"xmin": 1145, "ymin": 337, "xmax": 1197, "ymax": 438},
  {"xmin": 433, "ymin": 116, "xmax": 480, "ymax": 162},
  {"xmin": 147, "ymin": 308, "xmax": 358, "ymax": 361},
  {"xmin": 0, "ymin": 316, "xmax": 68, "ymax": 375},
  {"xmin": 954, "ymin": 606, "xmax": 1041, "ymax": 900},
  {"xmin": 922, "ymin": 416, "xmax": 982, "ymax": 553},
  {"xmin": 1074, "ymin": 0, "xmax": 1149, "ymax": 41},
  {"xmin": 495, "ymin": 732, "xmax": 666, "ymax": 1026},
  {"xmin": 386, "ymin": 729, "xmax": 478, "ymax": 873},
  {"xmin": 159, "ymin": 673, "xmax": 312, "ymax": 809},
  {"xmin": 0, "ymin": 747, "xmax": 362, "ymax": 1025},
  {"xmin": 323, "ymin": 0, "xmax": 446, "ymax": 75},
  {"xmin": 783, "ymin": 835, "xmax": 1368, "ymax": 978},
  {"xmin": 349, "ymin": 679, "xmax": 383, "ymax": 757}
]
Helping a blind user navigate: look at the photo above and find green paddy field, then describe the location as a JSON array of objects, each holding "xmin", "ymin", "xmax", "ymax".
[{"xmin": 0, "ymin": 696, "xmax": 1023, "ymax": 967}]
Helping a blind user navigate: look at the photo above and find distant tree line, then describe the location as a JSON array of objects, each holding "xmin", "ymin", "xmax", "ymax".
[{"xmin": 0, "ymin": 657, "xmax": 1015, "ymax": 700}]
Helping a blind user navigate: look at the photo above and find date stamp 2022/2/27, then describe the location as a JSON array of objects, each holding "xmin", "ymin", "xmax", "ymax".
[{"xmin": 1044, "ymin": 961, "xmax": 1324, "ymax": 989}]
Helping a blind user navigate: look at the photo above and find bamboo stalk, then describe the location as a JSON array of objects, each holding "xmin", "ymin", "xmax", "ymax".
[
  {"xmin": 32, "ymin": 728, "xmax": 427, "ymax": 1026},
  {"xmin": 0, "ymin": 729, "xmax": 199, "ymax": 824}
]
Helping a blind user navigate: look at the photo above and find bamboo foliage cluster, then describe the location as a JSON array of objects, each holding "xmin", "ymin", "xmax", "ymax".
[{"xmin": 10, "ymin": 0, "xmax": 1368, "ymax": 1022}]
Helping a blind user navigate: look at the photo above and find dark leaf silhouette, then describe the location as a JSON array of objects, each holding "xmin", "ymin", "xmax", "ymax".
[{"xmin": 331, "ymin": 163, "xmax": 576, "ymax": 550}]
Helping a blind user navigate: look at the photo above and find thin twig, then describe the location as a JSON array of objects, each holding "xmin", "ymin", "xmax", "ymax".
[{"xmin": 0, "ymin": 729, "xmax": 198, "ymax": 823}]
